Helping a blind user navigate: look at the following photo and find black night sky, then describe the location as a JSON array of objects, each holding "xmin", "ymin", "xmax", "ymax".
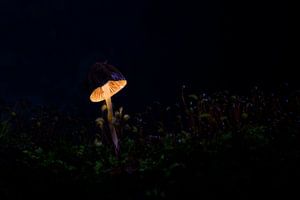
[{"xmin": 0, "ymin": 0, "xmax": 292, "ymax": 110}]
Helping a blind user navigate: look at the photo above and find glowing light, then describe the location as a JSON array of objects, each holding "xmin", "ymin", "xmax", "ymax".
[
  {"xmin": 88, "ymin": 62, "xmax": 127, "ymax": 156},
  {"xmin": 90, "ymin": 80, "xmax": 127, "ymax": 102}
]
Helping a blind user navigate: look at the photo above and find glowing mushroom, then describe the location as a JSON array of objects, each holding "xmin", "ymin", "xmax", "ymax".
[{"xmin": 88, "ymin": 62, "xmax": 127, "ymax": 154}]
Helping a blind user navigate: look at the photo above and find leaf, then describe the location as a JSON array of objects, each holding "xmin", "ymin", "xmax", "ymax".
[
  {"xmin": 94, "ymin": 161, "xmax": 103, "ymax": 175},
  {"xmin": 220, "ymin": 116, "xmax": 228, "ymax": 121},
  {"xmin": 101, "ymin": 104, "xmax": 107, "ymax": 112},
  {"xmin": 123, "ymin": 114, "xmax": 130, "ymax": 121},
  {"xmin": 188, "ymin": 94, "xmax": 198, "ymax": 100},
  {"xmin": 119, "ymin": 107, "xmax": 123, "ymax": 115},
  {"xmin": 95, "ymin": 117, "xmax": 105, "ymax": 129},
  {"xmin": 199, "ymin": 113, "xmax": 211, "ymax": 118},
  {"xmin": 132, "ymin": 126, "xmax": 138, "ymax": 133},
  {"xmin": 241, "ymin": 112, "xmax": 248, "ymax": 119}
]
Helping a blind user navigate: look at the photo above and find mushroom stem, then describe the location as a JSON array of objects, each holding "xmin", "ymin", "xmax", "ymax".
[
  {"xmin": 105, "ymin": 97, "xmax": 113, "ymax": 122},
  {"xmin": 105, "ymin": 97, "xmax": 119, "ymax": 155}
]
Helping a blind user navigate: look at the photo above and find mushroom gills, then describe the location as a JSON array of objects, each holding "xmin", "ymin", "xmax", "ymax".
[{"xmin": 90, "ymin": 80, "xmax": 126, "ymax": 102}]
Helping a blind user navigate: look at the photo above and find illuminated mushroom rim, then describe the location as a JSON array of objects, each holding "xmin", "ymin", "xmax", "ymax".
[
  {"xmin": 88, "ymin": 62, "xmax": 127, "ymax": 102},
  {"xmin": 90, "ymin": 80, "xmax": 127, "ymax": 102}
]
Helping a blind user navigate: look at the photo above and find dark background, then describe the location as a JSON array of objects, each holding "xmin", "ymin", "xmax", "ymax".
[{"xmin": 0, "ymin": 0, "xmax": 292, "ymax": 111}]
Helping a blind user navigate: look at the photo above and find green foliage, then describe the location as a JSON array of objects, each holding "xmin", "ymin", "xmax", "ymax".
[
  {"xmin": 0, "ymin": 120, "xmax": 10, "ymax": 141},
  {"xmin": 243, "ymin": 125, "xmax": 269, "ymax": 148},
  {"xmin": 0, "ymin": 86, "xmax": 300, "ymax": 198}
]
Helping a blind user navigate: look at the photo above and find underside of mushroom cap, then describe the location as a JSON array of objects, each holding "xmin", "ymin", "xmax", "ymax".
[
  {"xmin": 88, "ymin": 62, "xmax": 127, "ymax": 102},
  {"xmin": 90, "ymin": 80, "xmax": 127, "ymax": 102}
]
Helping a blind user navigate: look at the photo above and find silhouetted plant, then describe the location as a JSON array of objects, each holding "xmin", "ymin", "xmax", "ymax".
[{"xmin": 0, "ymin": 84, "xmax": 300, "ymax": 199}]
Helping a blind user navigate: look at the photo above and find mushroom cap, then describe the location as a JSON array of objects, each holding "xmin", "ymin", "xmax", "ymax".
[{"xmin": 88, "ymin": 62, "xmax": 127, "ymax": 102}]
